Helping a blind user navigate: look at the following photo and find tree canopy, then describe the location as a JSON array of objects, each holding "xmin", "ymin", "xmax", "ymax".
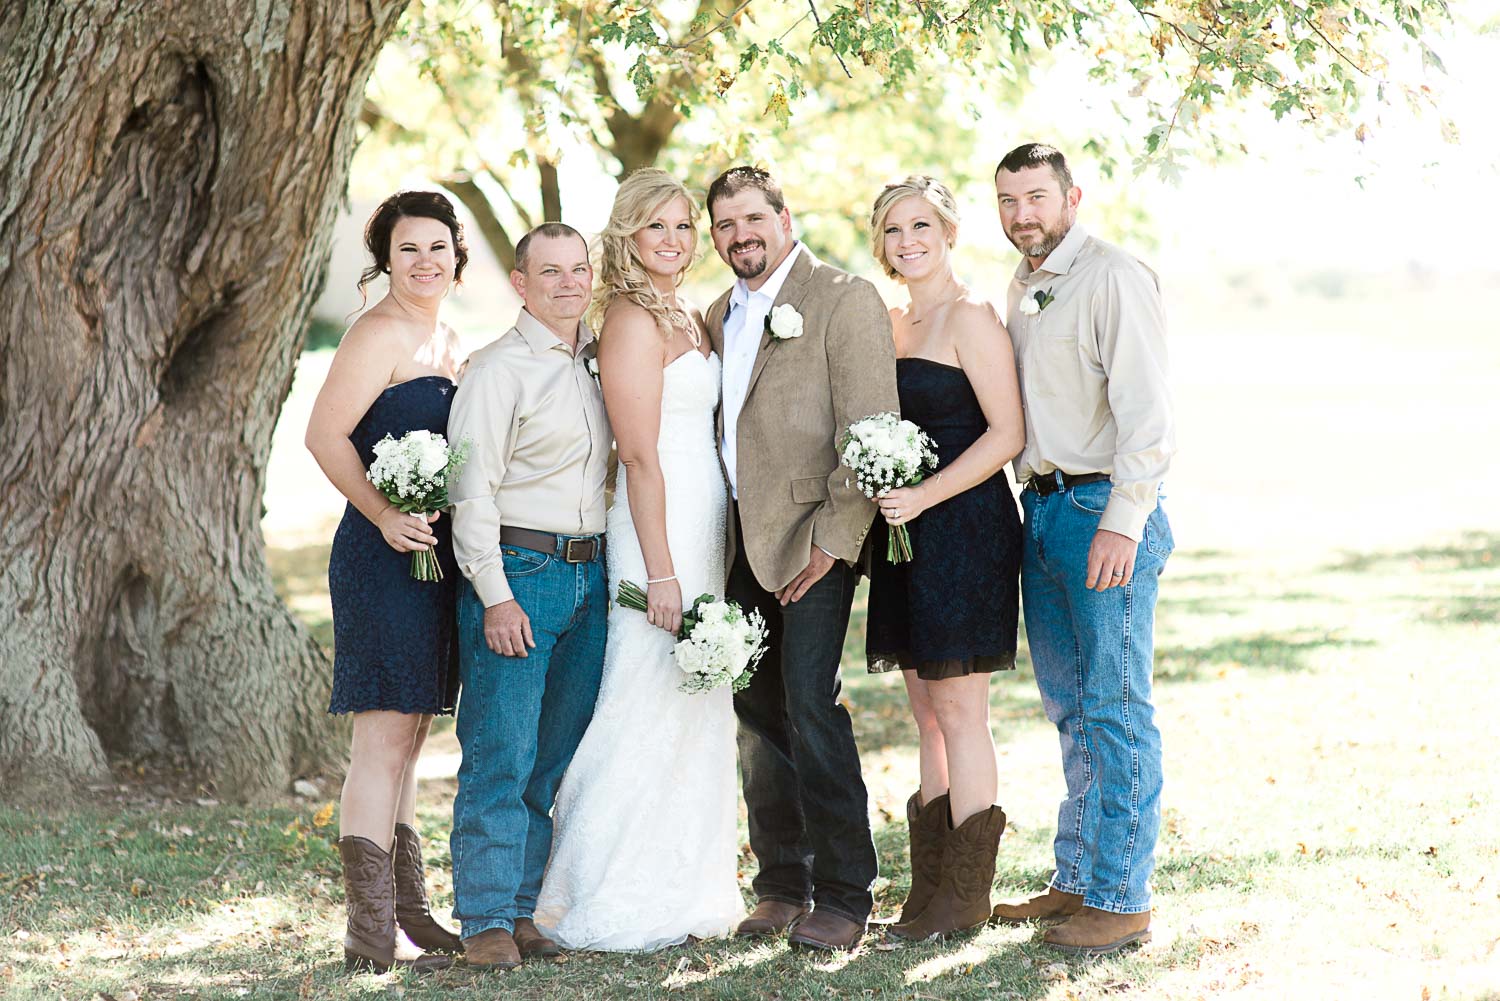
[{"xmin": 357, "ymin": 0, "xmax": 1453, "ymax": 271}]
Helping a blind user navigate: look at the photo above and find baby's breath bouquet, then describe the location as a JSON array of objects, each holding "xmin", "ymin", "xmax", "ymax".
[
  {"xmin": 365, "ymin": 430, "xmax": 469, "ymax": 581},
  {"xmin": 616, "ymin": 583, "xmax": 769, "ymax": 694},
  {"xmin": 838, "ymin": 411, "xmax": 937, "ymax": 563}
]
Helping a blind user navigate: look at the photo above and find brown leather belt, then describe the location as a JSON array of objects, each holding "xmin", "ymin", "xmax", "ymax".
[
  {"xmin": 1024, "ymin": 472, "xmax": 1110, "ymax": 496},
  {"xmin": 499, "ymin": 526, "xmax": 605, "ymax": 563}
]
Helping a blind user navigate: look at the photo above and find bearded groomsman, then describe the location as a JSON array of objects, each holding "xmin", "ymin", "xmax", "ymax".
[{"xmin": 989, "ymin": 143, "xmax": 1176, "ymax": 956}]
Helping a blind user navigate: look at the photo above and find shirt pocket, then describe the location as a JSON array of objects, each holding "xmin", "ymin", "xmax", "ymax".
[
  {"xmin": 1026, "ymin": 329, "xmax": 1084, "ymax": 399},
  {"xmin": 791, "ymin": 475, "xmax": 830, "ymax": 504}
]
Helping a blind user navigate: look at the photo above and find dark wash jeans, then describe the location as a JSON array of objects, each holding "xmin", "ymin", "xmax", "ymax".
[{"xmin": 728, "ymin": 527, "xmax": 877, "ymax": 923}]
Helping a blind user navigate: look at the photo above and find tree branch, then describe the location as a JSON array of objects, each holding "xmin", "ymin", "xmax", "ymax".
[
  {"xmin": 440, "ymin": 174, "xmax": 517, "ymax": 272},
  {"xmin": 806, "ymin": 1, "xmax": 852, "ymax": 78}
]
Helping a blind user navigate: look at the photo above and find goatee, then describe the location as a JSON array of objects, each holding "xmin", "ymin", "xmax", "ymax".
[{"xmin": 729, "ymin": 241, "xmax": 767, "ymax": 280}]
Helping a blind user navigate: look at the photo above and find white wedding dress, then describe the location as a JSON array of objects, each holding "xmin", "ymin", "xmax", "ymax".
[{"xmin": 534, "ymin": 350, "xmax": 744, "ymax": 951}]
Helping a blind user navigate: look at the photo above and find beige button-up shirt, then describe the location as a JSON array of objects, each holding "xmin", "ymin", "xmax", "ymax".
[
  {"xmin": 1006, "ymin": 224, "xmax": 1175, "ymax": 542},
  {"xmin": 448, "ymin": 309, "xmax": 611, "ymax": 607}
]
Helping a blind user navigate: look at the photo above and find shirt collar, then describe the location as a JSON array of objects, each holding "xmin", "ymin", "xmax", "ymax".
[
  {"xmin": 731, "ymin": 241, "xmax": 803, "ymax": 309},
  {"xmin": 1017, "ymin": 223, "xmax": 1090, "ymax": 281},
  {"xmin": 515, "ymin": 307, "xmax": 594, "ymax": 356}
]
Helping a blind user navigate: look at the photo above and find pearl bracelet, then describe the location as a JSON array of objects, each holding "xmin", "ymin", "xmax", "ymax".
[{"xmin": 647, "ymin": 574, "xmax": 677, "ymax": 584}]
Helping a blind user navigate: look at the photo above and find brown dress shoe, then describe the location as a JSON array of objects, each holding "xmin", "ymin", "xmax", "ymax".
[
  {"xmin": 889, "ymin": 805, "xmax": 1005, "ymax": 941},
  {"xmin": 735, "ymin": 899, "xmax": 810, "ymax": 938},
  {"xmin": 894, "ymin": 791, "xmax": 950, "ymax": 925},
  {"xmin": 512, "ymin": 918, "xmax": 563, "ymax": 960},
  {"xmin": 1042, "ymin": 907, "xmax": 1151, "ymax": 956},
  {"xmin": 337, "ymin": 836, "xmax": 453, "ymax": 974},
  {"xmin": 392, "ymin": 823, "xmax": 464, "ymax": 955},
  {"xmin": 463, "ymin": 928, "xmax": 521, "ymax": 970},
  {"xmin": 787, "ymin": 909, "xmax": 865, "ymax": 952},
  {"xmin": 990, "ymin": 885, "xmax": 1084, "ymax": 924}
]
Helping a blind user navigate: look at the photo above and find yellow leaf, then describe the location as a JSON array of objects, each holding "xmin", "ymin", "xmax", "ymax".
[{"xmin": 313, "ymin": 802, "xmax": 335, "ymax": 828}]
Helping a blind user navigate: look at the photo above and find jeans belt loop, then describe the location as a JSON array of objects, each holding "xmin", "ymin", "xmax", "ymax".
[{"xmin": 1053, "ymin": 469, "xmax": 1065, "ymax": 491}]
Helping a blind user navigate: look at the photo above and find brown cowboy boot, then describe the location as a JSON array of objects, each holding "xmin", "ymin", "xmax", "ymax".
[
  {"xmin": 1043, "ymin": 906, "xmax": 1151, "ymax": 956},
  {"xmin": 338, "ymin": 836, "xmax": 452, "ymax": 974},
  {"xmin": 735, "ymin": 899, "xmax": 810, "ymax": 937},
  {"xmin": 392, "ymin": 823, "xmax": 464, "ymax": 955},
  {"xmin": 463, "ymin": 928, "xmax": 521, "ymax": 970},
  {"xmin": 894, "ymin": 791, "xmax": 949, "ymax": 925},
  {"xmin": 512, "ymin": 917, "xmax": 563, "ymax": 961},
  {"xmin": 991, "ymin": 885, "xmax": 1084, "ymax": 924},
  {"xmin": 889, "ymin": 805, "xmax": 1006, "ymax": 941}
]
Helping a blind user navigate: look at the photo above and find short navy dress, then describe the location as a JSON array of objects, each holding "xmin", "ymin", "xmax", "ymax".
[
  {"xmin": 327, "ymin": 376, "xmax": 461, "ymax": 715},
  {"xmin": 866, "ymin": 358, "xmax": 1022, "ymax": 681}
]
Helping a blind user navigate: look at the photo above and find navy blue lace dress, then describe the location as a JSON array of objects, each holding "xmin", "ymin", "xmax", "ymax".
[
  {"xmin": 327, "ymin": 376, "xmax": 461, "ymax": 715},
  {"xmin": 866, "ymin": 358, "xmax": 1021, "ymax": 681}
]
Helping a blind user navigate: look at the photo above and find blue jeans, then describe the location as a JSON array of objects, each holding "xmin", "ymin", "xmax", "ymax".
[
  {"xmin": 450, "ymin": 542, "xmax": 606, "ymax": 938},
  {"xmin": 1020, "ymin": 478, "xmax": 1173, "ymax": 915}
]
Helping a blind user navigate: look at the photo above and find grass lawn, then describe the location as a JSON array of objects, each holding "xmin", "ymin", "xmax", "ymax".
[
  {"xmin": 4, "ymin": 533, "xmax": 1497, "ymax": 1000},
  {"xmin": 6, "ymin": 279, "xmax": 1498, "ymax": 999}
]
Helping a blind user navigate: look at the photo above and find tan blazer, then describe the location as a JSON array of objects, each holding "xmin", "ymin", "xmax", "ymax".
[{"xmin": 709, "ymin": 250, "xmax": 900, "ymax": 592}]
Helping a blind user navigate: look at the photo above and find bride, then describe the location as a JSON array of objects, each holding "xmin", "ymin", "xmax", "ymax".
[{"xmin": 533, "ymin": 168, "xmax": 744, "ymax": 950}]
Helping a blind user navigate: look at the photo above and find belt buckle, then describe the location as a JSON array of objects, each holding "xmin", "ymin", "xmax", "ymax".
[{"xmin": 563, "ymin": 537, "xmax": 592, "ymax": 563}]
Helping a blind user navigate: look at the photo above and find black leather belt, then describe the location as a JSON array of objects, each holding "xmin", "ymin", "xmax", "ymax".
[
  {"xmin": 499, "ymin": 526, "xmax": 605, "ymax": 563},
  {"xmin": 1024, "ymin": 472, "xmax": 1110, "ymax": 496}
]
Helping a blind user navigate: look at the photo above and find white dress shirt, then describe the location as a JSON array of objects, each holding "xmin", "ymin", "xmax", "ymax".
[{"xmin": 720, "ymin": 242, "xmax": 804, "ymax": 499}]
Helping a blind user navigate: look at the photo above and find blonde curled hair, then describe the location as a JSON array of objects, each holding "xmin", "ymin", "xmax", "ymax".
[
  {"xmin": 591, "ymin": 168, "xmax": 701, "ymax": 336},
  {"xmin": 869, "ymin": 175, "xmax": 961, "ymax": 282}
]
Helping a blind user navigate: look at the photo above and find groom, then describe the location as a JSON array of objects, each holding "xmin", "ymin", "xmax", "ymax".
[{"xmin": 706, "ymin": 166, "xmax": 899, "ymax": 952}]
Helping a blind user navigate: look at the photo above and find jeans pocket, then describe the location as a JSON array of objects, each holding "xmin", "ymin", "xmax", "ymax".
[
  {"xmin": 1067, "ymin": 482, "xmax": 1110, "ymax": 516},
  {"xmin": 501, "ymin": 546, "xmax": 552, "ymax": 578}
]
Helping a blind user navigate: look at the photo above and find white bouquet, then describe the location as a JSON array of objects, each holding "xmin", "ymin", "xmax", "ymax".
[
  {"xmin": 838, "ymin": 411, "xmax": 937, "ymax": 563},
  {"xmin": 616, "ymin": 583, "xmax": 769, "ymax": 694},
  {"xmin": 366, "ymin": 430, "xmax": 470, "ymax": 581}
]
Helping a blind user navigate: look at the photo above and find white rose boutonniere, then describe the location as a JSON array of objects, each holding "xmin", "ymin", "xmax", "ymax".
[
  {"xmin": 585, "ymin": 356, "xmax": 601, "ymax": 386},
  {"xmin": 1018, "ymin": 288, "xmax": 1056, "ymax": 316},
  {"xmin": 765, "ymin": 303, "xmax": 804, "ymax": 340}
]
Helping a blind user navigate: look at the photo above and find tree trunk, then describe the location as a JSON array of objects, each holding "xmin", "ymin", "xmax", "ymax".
[{"xmin": 0, "ymin": 0, "xmax": 404, "ymax": 803}]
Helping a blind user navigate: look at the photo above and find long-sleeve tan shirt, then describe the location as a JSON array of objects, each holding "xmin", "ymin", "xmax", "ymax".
[
  {"xmin": 1006, "ymin": 224, "xmax": 1175, "ymax": 542},
  {"xmin": 448, "ymin": 309, "xmax": 611, "ymax": 607}
]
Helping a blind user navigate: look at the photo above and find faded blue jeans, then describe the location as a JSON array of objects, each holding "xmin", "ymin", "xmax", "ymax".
[
  {"xmin": 1020, "ymin": 478, "xmax": 1173, "ymax": 915},
  {"xmin": 450, "ymin": 541, "xmax": 606, "ymax": 939}
]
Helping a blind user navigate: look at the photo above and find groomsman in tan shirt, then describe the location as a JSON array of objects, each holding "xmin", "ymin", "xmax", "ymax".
[
  {"xmin": 445, "ymin": 223, "xmax": 612, "ymax": 969},
  {"xmin": 988, "ymin": 144, "xmax": 1176, "ymax": 956}
]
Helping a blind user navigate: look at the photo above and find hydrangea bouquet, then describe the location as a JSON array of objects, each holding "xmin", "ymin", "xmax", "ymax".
[
  {"xmin": 616, "ymin": 583, "xmax": 769, "ymax": 694},
  {"xmin": 365, "ymin": 430, "xmax": 470, "ymax": 581},
  {"xmin": 838, "ymin": 411, "xmax": 938, "ymax": 564}
]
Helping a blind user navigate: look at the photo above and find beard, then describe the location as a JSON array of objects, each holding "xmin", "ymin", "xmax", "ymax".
[
  {"xmin": 1007, "ymin": 212, "xmax": 1073, "ymax": 260},
  {"xmin": 727, "ymin": 239, "xmax": 768, "ymax": 279}
]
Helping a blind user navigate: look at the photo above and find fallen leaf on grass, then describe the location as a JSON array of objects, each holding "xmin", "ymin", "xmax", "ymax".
[
  {"xmin": 874, "ymin": 938, "xmax": 903, "ymax": 951},
  {"xmin": 130, "ymin": 878, "xmax": 147, "ymax": 897},
  {"xmin": 1040, "ymin": 962, "xmax": 1069, "ymax": 981}
]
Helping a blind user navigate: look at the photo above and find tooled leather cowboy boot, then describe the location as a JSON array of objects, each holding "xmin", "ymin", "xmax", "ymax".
[
  {"xmin": 894, "ymin": 791, "xmax": 950, "ymax": 925},
  {"xmin": 889, "ymin": 804, "xmax": 1006, "ymax": 941},
  {"xmin": 338, "ymin": 836, "xmax": 452, "ymax": 974},
  {"xmin": 392, "ymin": 823, "xmax": 464, "ymax": 955}
]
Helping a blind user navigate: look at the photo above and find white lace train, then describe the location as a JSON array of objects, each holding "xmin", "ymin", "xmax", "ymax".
[{"xmin": 534, "ymin": 351, "xmax": 744, "ymax": 951}]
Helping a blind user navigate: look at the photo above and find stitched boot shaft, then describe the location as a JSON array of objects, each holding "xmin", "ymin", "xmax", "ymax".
[
  {"xmin": 339, "ymin": 836, "xmax": 398, "ymax": 970},
  {"xmin": 896, "ymin": 792, "xmax": 950, "ymax": 925},
  {"xmin": 890, "ymin": 805, "xmax": 1006, "ymax": 941},
  {"xmin": 392, "ymin": 823, "xmax": 464, "ymax": 954}
]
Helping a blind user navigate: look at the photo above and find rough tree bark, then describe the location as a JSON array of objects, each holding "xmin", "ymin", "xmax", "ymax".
[{"xmin": 0, "ymin": 0, "xmax": 405, "ymax": 803}]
